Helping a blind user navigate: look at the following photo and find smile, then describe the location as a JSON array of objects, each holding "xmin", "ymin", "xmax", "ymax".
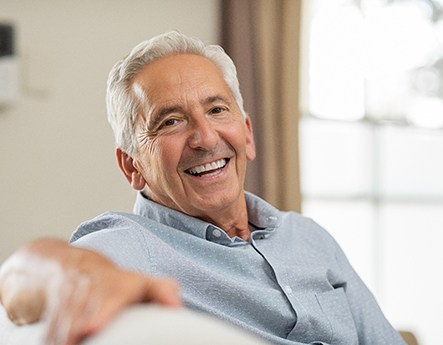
[{"xmin": 185, "ymin": 158, "xmax": 229, "ymax": 176}]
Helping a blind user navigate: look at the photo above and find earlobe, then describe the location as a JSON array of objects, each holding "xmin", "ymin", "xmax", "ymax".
[
  {"xmin": 245, "ymin": 116, "xmax": 256, "ymax": 161},
  {"xmin": 116, "ymin": 148, "xmax": 146, "ymax": 190}
]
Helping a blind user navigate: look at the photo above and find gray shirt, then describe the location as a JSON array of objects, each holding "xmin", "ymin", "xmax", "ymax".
[{"xmin": 70, "ymin": 192, "xmax": 405, "ymax": 345}]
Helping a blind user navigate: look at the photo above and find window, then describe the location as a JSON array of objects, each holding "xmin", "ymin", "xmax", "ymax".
[{"xmin": 300, "ymin": 0, "xmax": 443, "ymax": 343}]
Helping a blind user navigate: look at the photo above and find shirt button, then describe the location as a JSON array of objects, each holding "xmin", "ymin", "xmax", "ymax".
[
  {"xmin": 268, "ymin": 216, "xmax": 277, "ymax": 221},
  {"xmin": 284, "ymin": 285, "xmax": 293, "ymax": 295},
  {"xmin": 212, "ymin": 229, "xmax": 222, "ymax": 238}
]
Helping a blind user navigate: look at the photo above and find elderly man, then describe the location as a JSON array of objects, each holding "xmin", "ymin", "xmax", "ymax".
[{"xmin": 0, "ymin": 32, "xmax": 405, "ymax": 345}]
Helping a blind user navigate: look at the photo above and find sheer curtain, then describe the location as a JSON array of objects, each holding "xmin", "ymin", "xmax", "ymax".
[{"xmin": 221, "ymin": 0, "xmax": 302, "ymax": 212}]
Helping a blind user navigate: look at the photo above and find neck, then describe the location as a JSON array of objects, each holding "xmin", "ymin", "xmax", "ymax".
[
  {"xmin": 141, "ymin": 191, "xmax": 251, "ymax": 240},
  {"xmin": 200, "ymin": 195, "xmax": 250, "ymax": 240}
]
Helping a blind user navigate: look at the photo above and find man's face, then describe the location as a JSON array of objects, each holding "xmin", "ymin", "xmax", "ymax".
[{"xmin": 127, "ymin": 54, "xmax": 255, "ymax": 220}]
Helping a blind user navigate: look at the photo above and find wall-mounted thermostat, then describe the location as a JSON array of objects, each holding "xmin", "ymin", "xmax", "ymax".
[{"xmin": 0, "ymin": 24, "xmax": 19, "ymax": 105}]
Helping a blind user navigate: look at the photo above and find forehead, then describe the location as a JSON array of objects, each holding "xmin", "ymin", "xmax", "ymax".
[{"xmin": 132, "ymin": 54, "xmax": 231, "ymax": 103}]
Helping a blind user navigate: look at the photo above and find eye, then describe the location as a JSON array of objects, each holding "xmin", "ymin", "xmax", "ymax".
[
  {"xmin": 163, "ymin": 118, "xmax": 178, "ymax": 127},
  {"xmin": 210, "ymin": 107, "xmax": 225, "ymax": 114},
  {"xmin": 158, "ymin": 116, "xmax": 183, "ymax": 130}
]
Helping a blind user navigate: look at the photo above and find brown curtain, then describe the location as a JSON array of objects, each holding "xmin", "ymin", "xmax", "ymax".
[{"xmin": 221, "ymin": 0, "xmax": 302, "ymax": 212}]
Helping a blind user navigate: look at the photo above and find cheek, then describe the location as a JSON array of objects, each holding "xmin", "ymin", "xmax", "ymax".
[
  {"xmin": 152, "ymin": 138, "xmax": 183, "ymax": 173},
  {"xmin": 225, "ymin": 124, "xmax": 251, "ymax": 157}
]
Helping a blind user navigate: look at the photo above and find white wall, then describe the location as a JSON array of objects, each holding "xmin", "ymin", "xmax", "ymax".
[{"xmin": 0, "ymin": 0, "xmax": 220, "ymax": 261}]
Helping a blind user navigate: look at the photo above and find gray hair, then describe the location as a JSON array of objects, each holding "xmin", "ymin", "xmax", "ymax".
[{"xmin": 106, "ymin": 31, "xmax": 246, "ymax": 155}]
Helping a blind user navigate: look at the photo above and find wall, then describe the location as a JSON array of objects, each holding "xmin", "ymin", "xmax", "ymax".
[{"xmin": 0, "ymin": 0, "xmax": 220, "ymax": 261}]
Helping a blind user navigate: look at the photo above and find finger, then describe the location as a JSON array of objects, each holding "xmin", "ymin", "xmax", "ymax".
[
  {"xmin": 0, "ymin": 265, "xmax": 48, "ymax": 325},
  {"xmin": 44, "ymin": 271, "xmax": 91, "ymax": 345},
  {"xmin": 79, "ymin": 275, "xmax": 182, "ymax": 337},
  {"xmin": 142, "ymin": 278, "xmax": 182, "ymax": 307},
  {"xmin": 1, "ymin": 286, "xmax": 46, "ymax": 325}
]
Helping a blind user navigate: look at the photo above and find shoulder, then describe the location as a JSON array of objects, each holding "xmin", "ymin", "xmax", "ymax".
[
  {"xmin": 69, "ymin": 212, "xmax": 160, "ymax": 261},
  {"xmin": 70, "ymin": 211, "xmax": 160, "ymax": 243},
  {"xmin": 279, "ymin": 210, "xmax": 342, "ymax": 252},
  {"xmin": 69, "ymin": 211, "xmax": 163, "ymax": 272}
]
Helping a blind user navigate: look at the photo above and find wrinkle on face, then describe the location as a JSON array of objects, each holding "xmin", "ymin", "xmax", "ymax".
[{"xmin": 124, "ymin": 54, "xmax": 255, "ymax": 232}]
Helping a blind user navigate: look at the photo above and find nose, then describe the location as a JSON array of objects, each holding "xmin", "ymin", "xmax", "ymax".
[{"xmin": 187, "ymin": 116, "xmax": 219, "ymax": 151}]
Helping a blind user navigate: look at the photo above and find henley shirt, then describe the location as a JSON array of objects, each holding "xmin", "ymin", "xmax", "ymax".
[{"xmin": 70, "ymin": 192, "xmax": 405, "ymax": 345}]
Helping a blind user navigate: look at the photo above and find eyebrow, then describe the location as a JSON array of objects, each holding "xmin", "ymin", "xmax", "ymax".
[
  {"xmin": 157, "ymin": 106, "xmax": 181, "ymax": 119},
  {"xmin": 203, "ymin": 95, "xmax": 231, "ymax": 107}
]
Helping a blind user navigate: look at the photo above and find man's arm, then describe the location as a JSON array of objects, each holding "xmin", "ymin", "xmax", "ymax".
[
  {"xmin": 0, "ymin": 238, "xmax": 181, "ymax": 345},
  {"xmin": 331, "ymin": 243, "xmax": 406, "ymax": 344}
]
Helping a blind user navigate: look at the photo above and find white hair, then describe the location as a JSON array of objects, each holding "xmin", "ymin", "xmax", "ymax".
[{"xmin": 106, "ymin": 31, "xmax": 246, "ymax": 155}]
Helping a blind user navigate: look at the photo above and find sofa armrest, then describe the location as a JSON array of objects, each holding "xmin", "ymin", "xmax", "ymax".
[{"xmin": 1, "ymin": 304, "xmax": 269, "ymax": 345}]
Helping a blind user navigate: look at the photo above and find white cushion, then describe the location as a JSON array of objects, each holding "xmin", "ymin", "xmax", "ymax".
[{"xmin": 1, "ymin": 305, "xmax": 269, "ymax": 345}]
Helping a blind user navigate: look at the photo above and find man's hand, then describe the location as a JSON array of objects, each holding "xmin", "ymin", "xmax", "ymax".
[{"xmin": 0, "ymin": 238, "xmax": 182, "ymax": 345}]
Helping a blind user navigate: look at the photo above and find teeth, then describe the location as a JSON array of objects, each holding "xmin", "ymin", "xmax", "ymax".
[{"xmin": 188, "ymin": 159, "xmax": 227, "ymax": 175}]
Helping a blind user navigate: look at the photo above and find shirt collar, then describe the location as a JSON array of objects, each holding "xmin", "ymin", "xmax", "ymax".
[
  {"xmin": 244, "ymin": 191, "xmax": 281, "ymax": 229},
  {"xmin": 133, "ymin": 192, "xmax": 281, "ymax": 245}
]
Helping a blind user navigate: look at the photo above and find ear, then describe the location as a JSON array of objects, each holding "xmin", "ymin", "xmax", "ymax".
[
  {"xmin": 245, "ymin": 116, "xmax": 256, "ymax": 161},
  {"xmin": 116, "ymin": 148, "xmax": 146, "ymax": 190}
]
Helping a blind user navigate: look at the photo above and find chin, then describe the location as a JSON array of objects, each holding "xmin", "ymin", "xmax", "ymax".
[{"xmin": 198, "ymin": 190, "xmax": 241, "ymax": 210}]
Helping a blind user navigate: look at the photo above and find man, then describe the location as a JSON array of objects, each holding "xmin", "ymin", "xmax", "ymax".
[{"xmin": 0, "ymin": 31, "xmax": 405, "ymax": 345}]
